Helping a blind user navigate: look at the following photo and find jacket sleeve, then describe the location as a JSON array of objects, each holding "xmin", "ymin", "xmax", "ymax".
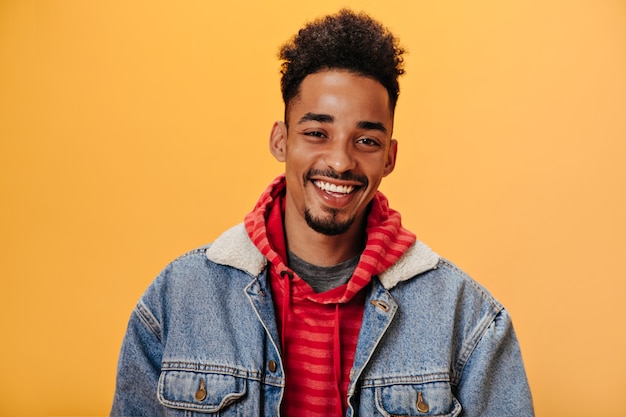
[
  {"xmin": 454, "ymin": 308, "xmax": 535, "ymax": 417},
  {"xmin": 110, "ymin": 301, "xmax": 165, "ymax": 416}
]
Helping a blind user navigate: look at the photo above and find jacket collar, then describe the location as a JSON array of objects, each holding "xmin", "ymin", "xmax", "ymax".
[{"xmin": 206, "ymin": 223, "xmax": 440, "ymax": 290}]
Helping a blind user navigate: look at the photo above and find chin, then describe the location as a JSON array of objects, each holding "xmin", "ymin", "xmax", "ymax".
[{"xmin": 304, "ymin": 209, "xmax": 355, "ymax": 236}]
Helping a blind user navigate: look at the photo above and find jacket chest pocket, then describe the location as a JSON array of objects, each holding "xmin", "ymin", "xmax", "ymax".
[
  {"xmin": 158, "ymin": 370, "xmax": 247, "ymax": 416},
  {"xmin": 374, "ymin": 381, "xmax": 461, "ymax": 417}
]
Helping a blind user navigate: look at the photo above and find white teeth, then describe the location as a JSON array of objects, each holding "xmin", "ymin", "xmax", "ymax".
[{"xmin": 314, "ymin": 180, "xmax": 355, "ymax": 194}]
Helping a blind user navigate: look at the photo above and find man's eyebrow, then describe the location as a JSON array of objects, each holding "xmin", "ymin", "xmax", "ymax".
[
  {"xmin": 298, "ymin": 113, "xmax": 388, "ymax": 134},
  {"xmin": 358, "ymin": 120, "xmax": 387, "ymax": 134},
  {"xmin": 298, "ymin": 112, "xmax": 334, "ymax": 124}
]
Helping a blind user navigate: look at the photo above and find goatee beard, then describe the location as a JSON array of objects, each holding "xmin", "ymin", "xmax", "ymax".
[
  {"xmin": 302, "ymin": 168, "xmax": 366, "ymax": 236},
  {"xmin": 304, "ymin": 207, "xmax": 355, "ymax": 236}
]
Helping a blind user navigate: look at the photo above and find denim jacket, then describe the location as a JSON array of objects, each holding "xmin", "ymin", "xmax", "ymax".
[{"xmin": 111, "ymin": 223, "xmax": 534, "ymax": 416}]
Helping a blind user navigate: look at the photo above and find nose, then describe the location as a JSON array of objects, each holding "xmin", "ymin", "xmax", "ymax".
[{"xmin": 323, "ymin": 141, "xmax": 356, "ymax": 173}]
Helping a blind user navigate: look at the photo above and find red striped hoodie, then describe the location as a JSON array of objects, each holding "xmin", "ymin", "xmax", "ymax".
[{"xmin": 245, "ymin": 175, "xmax": 415, "ymax": 417}]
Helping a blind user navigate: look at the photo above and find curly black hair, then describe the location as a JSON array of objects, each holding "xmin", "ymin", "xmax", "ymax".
[{"xmin": 279, "ymin": 9, "xmax": 405, "ymax": 117}]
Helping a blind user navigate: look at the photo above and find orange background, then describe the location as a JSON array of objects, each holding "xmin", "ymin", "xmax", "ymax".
[{"xmin": 1, "ymin": 1, "xmax": 625, "ymax": 416}]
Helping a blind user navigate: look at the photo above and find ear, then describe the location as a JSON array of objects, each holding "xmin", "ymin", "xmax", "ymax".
[
  {"xmin": 383, "ymin": 139, "xmax": 398, "ymax": 177},
  {"xmin": 269, "ymin": 121, "xmax": 288, "ymax": 162}
]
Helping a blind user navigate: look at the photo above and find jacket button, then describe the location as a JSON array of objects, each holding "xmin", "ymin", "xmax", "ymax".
[
  {"xmin": 195, "ymin": 379, "xmax": 207, "ymax": 402},
  {"xmin": 268, "ymin": 359, "xmax": 278, "ymax": 372},
  {"xmin": 416, "ymin": 391, "xmax": 429, "ymax": 413}
]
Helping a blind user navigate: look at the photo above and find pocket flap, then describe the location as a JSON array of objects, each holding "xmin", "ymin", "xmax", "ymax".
[
  {"xmin": 375, "ymin": 381, "xmax": 461, "ymax": 416},
  {"xmin": 158, "ymin": 370, "xmax": 246, "ymax": 412}
]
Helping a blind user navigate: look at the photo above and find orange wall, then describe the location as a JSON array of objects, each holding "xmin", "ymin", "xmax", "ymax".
[{"xmin": 1, "ymin": 1, "xmax": 625, "ymax": 416}]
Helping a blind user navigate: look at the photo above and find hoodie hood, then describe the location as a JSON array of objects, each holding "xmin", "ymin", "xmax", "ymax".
[
  {"xmin": 206, "ymin": 177, "xmax": 440, "ymax": 289},
  {"xmin": 206, "ymin": 222, "xmax": 439, "ymax": 289}
]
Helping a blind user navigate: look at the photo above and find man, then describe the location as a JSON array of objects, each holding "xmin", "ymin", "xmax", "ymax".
[{"xmin": 111, "ymin": 9, "xmax": 534, "ymax": 417}]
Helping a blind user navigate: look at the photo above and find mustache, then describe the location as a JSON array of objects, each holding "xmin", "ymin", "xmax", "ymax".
[{"xmin": 305, "ymin": 169, "xmax": 368, "ymax": 187}]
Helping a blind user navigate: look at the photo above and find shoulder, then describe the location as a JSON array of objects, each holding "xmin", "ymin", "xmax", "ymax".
[
  {"xmin": 139, "ymin": 228, "xmax": 261, "ymax": 310},
  {"xmin": 151, "ymin": 222, "xmax": 265, "ymax": 287},
  {"xmin": 431, "ymin": 258, "xmax": 502, "ymax": 310},
  {"xmin": 387, "ymin": 257, "xmax": 505, "ymax": 344},
  {"xmin": 389, "ymin": 255, "xmax": 502, "ymax": 311}
]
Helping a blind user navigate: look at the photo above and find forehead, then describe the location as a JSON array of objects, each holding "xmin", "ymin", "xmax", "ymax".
[{"xmin": 286, "ymin": 70, "xmax": 393, "ymax": 124}]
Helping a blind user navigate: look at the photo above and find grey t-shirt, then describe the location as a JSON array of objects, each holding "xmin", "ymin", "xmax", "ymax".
[{"xmin": 287, "ymin": 250, "xmax": 360, "ymax": 293}]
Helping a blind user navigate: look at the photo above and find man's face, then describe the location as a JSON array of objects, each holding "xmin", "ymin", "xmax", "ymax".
[{"xmin": 270, "ymin": 70, "xmax": 397, "ymax": 237}]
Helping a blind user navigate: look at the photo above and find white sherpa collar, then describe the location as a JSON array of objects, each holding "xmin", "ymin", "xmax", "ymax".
[{"xmin": 206, "ymin": 223, "xmax": 440, "ymax": 290}]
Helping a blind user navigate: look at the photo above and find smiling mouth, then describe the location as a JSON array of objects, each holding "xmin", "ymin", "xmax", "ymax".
[{"xmin": 313, "ymin": 180, "xmax": 356, "ymax": 195}]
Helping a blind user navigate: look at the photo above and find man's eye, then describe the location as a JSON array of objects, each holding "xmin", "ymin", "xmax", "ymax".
[
  {"xmin": 305, "ymin": 131, "xmax": 326, "ymax": 138},
  {"xmin": 357, "ymin": 138, "xmax": 380, "ymax": 146}
]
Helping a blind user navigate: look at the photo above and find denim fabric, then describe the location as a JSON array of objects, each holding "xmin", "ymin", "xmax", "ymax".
[{"xmin": 111, "ymin": 224, "xmax": 533, "ymax": 416}]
